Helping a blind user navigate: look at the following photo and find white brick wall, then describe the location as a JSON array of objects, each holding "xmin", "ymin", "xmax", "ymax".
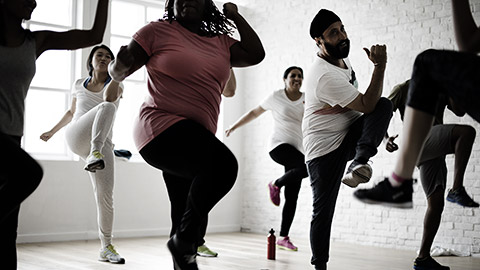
[{"xmin": 228, "ymin": 0, "xmax": 480, "ymax": 256}]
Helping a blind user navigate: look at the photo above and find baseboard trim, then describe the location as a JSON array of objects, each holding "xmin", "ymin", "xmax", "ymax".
[{"xmin": 17, "ymin": 224, "xmax": 240, "ymax": 244}]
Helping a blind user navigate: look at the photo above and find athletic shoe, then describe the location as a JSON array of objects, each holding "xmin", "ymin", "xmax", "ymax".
[
  {"xmin": 99, "ymin": 244, "xmax": 125, "ymax": 264},
  {"xmin": 268, "ymin": 181, "xmax": 280, "ymax": 206},
  {"xmin": 197, "ymin": 244, "xmax": 218, "ymax": 257},
  {"xmin": 354, "ymin": 177, "xmax": 413, "ymax": 209},
  {"xmin": 341, "ymin": 160, "xmax": 372, "ymax": 188},
  {"xmin": 167, "ymin": 237, "xmax": 198, "ymax": 270},
  {"xmin": 413, "ymin": 256, "xmax": 450, "ymax": 270},
  {"xmin": 446, "ymin": 187, "xmax": 479, "ymax": 208},
  {"xmin": 276, "ymin": 236, "xmax": 298, "ymax": 251},
  {"xmin": 85, "ymin": 150, "xmax": 105, "ymax": 172}
]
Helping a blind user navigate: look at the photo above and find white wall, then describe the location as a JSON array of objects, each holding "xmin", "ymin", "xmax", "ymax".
[
  {"xmin": 18, "ymin": 158, "xmax": 242, "ymax": 243},
  {"xmin": 229, "ymin": 0, "xmax": 480, "ymax": 256},
  {"xmin": 18, "ymin": 0, "xmax": 480, "ymax": 256}
]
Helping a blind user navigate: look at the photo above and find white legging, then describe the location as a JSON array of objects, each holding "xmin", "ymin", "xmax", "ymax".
[{"xmin": 65, "ymin": 102, "xmax": 117, "ymax": 247}]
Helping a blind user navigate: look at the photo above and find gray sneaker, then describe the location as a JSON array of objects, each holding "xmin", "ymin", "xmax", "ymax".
[
  {"xmin": 99, "ymin": 244, "xmax": 125, "ymax": 264},
  {"xmin": 341, "ymin": 161, "xmax": 372, "ymax": 188}
]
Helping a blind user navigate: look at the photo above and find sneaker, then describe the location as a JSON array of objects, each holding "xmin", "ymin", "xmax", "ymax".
[
  {"xmin": 85, "ymin": 150, "xmax": 105, "ymax": 172},
  {"xmin": 354, "ymin": 177, "xmax": 413, "ymax": 208},
  {"xmin": 341, "ymin": 160, "xmax": 372, "ymax": 188},
  {"xmin": 276, "ymin": 236, "xmax": 298, "ymax": 251},
  {"xmin": 99, "ymin": 244, "xmax": 125, "ymax": 264},
  {"xmin": 268, "ymin": 181, "xmax": 280, "ymax": 206},
  {"xmin": 167, "ymin": 236, "xmax": 198, "ymax": 270},
  {"xmin": 446, "ymin": 187, "xmax": 479, "ymax": 208},
  {"xmin": 197, "ymin": 244, "xmax": 218, "ymax": 257},
  {"xmin": 413, "ymin": 256, "xmax": 450, "ymax": 270}
]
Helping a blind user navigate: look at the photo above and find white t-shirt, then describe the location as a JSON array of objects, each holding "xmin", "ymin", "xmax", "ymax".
[
  {"xmin": 260, "ymin": 89, "xmax": 305, "ymax": 153},
  {"xmin": 71, "ymin": 77, "xmax": 122, "ymax": 121},
  {"xmin": 302, "ymin": 57, "xmax": 362, "ymax": 162}
]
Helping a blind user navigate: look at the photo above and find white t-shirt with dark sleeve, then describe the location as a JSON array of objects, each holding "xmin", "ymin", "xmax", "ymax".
[
  {"xmin": 260, "ymin": 89, "xmax": 305, "ymax": 153},
  {"xmin": 302, "ymin": 57, "xmax": 362, "ymax": 162}
]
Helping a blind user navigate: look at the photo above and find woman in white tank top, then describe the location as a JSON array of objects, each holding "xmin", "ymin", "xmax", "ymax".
[{"xmin": 40, "ymin": 45, "xmax": 125, "ymax": 264}]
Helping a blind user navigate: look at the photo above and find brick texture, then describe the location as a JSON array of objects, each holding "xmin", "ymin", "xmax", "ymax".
[{"xmin": 229, "ymin": 0, "xmax": 480, "ymax": 256}]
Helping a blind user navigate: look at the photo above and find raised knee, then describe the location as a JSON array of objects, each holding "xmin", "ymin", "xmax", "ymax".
[
  {"xmin": 99, "ymin": 101, "xmax": 117, "ymax": 112},
  {"xmin": 375, "ymin": 97, "xmax": 393, "ymax": 115},
  {"xmin": 416, "ymin": 49, "xmax": 438, "ymax": 63},
  {"xmin": 463, "ymin": 125, "xmax": 476, "ymax": 140},
  {"xmin": 28, "ymin": 162, "xmax": 43, "ymax": 192}
]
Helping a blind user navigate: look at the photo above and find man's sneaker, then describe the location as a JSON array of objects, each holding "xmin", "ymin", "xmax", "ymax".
[
  {"xmin": 276, "ymin": 236, "xmax": 298, "ymax": 251},
  {"xmin": 197, "ymin": 244, "xmax": 218, "ymax": 257},
  {"xmin": 85, "ymin": 150, "xmax": 105, "ymax": 172},
  {"xmin": 413, "ymin": 256, "xmax": 450, "ymax": 270},
  {"xmin": 99, "ymin": 244, "xmax": 125, "ymax": 264},
  {"xmin": 167, "ymin": 236, "xmax": 198, "ymax": 270},
  {"xmin": 446, "ymin": 187, "xmax": 479, "ymax": 208},
  {"xmin": 354, "ymin": 177, "xmax": 413, "ymax": 208},
  {"xmin": 341, "ymin": 161, "xmax": 372, "ymax": 188},
  {"xmin": 268, "ymin": 181, "xmax": 280, "ymax": 206}
]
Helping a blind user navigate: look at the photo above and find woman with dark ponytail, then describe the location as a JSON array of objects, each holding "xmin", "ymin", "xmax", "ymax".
[
  {"xmin": 109, "ymin": 0, "xmax": 265, "ymax": 269},
  {"xmin": 41, "ymin": 45, "xmax": 125, "ymax": 264},
  {"xmin": 0, "ymin": 0, "xmax": 110, "ymax": 269}
]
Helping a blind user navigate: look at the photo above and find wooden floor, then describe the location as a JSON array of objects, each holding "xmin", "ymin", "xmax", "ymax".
[{"xmin": 18, "ymin": 232, "xmax": 480, "ymax": 270}]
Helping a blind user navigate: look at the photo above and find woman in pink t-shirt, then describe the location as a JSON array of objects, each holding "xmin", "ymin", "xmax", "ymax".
[{"xmin": 109, "ymin": 0, "xmax": 264, "ymax": 269}]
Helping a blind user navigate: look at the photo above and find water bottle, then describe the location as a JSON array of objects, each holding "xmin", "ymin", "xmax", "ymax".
[{"xmin": 267, "ymin": 228, "xmax": 276, "ymax": 260}]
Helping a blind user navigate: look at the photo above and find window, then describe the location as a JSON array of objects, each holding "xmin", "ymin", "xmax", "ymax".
[
  {"xmin": 109, "ymin": 0, "xmax": 164, "ymax": 161},
  {"xmin": 23, "ymin": 0, "xmax": 77, "ymax": 160}
]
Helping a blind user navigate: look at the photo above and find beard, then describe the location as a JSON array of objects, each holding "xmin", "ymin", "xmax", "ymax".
[{"xmin": 323, "ymin": 39, "xmax": 350, "ymax": 59}]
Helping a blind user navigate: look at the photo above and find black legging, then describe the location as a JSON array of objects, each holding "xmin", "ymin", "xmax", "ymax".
[
  {"xmin": 1, "ymin": 132, "xmax": 43, "ymax": 270},
  {"xmin": 269, "ymin": 144, "xmax": 308, "ymax": 237},
  {"xmin": 139, "ymin": 120, "xmax": 238, "ymax": 244}
]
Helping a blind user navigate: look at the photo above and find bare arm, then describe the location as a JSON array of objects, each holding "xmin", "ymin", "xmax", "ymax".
[
  {"xmin": 223, "ymin": 3, "xmax": 265, "ymax": 67},
  {"xmin": 34, "ymin": 0, "xmax": 109, "ymax": 57},
  {"xmin": 346, "ymin": 45, "xmax": 387, "ymax": 114},
  {"xmin": 104, "ymin": 81, "xmax": 123, "ymax": 102},
  {"xmin": 109, "ymin": 41, "xmax": 149, "ymax": 82},
  {"xmin": 225, "ymin": 105, "xmax": 266, "ymax": 137},
  {"xmin": 452, "ymin": 0, "xmax": 480, "ymax": 53},
  {"xmin": 222, "ymin": 69, "xmax": 237, "ymax": 97},
  {"xmin": 40, "ymin": 98, "xmax": 76, "ymax": 142}
]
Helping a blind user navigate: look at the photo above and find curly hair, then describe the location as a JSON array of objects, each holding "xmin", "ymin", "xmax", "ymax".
[{"xmin": 164, "ymin": 0, "xmax": 235, "ymax": 37}]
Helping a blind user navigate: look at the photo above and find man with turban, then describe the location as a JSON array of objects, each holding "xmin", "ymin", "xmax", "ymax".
[{"xmin": 302, "ymin": 9, "xmax": 394, "ymax": 269}]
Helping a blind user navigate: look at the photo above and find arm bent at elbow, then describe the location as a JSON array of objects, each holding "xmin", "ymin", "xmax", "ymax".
[
  {"xmin": 34, "ymin": 0, "xmax": 110, "ymax": 57},
  {"xmin": 223, "ymin": 3, "xmax": 265, "ymax": 67},
  {"xmin": 223, "ymin": 69, "xmax": 237, "ymax": 97},
  {"xmin": 452, "ymin": 0, "xmax": 480, "ymax": 53},
  {"xmin": 109, "ymin": 41, "xmax": 149, "ymax": 82}
]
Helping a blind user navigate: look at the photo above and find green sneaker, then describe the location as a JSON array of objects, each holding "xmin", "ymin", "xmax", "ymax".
[
  {"xmin": 197, "ymin": 244, "xmax": 218, "ymax": 257},
  {"xmin": 99, "ymin": 244, "xmax": 125, "ymax": 264}
]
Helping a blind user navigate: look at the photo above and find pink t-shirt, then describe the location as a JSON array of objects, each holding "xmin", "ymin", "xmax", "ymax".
[{"xmin": 132, "ymin": 20, "xmax": 238, "ymax": 150}]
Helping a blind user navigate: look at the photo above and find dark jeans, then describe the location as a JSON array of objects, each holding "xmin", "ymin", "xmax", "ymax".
[
  {"xmin": 408, "ymin": 49, "xmax": 480, "ymax": 122},
  {"xmin": 269, "ymin": 143, "xmax": 308, "ymax": 237},
  {"xmin": 307, "ymin": 98, "xmax": 392, "ymax": 267},
  {"xmin": 0, "ymin": 132, "xmax": 43, "ymax": 270},
  {"xmin": 139, "ymin": 120, "xmax": 238, "ymax": 245}
]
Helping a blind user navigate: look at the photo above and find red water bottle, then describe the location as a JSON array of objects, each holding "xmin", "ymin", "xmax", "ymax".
[{"xmin": 267, "ymin": 228, "xmax": 276, "ymax": 260}]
